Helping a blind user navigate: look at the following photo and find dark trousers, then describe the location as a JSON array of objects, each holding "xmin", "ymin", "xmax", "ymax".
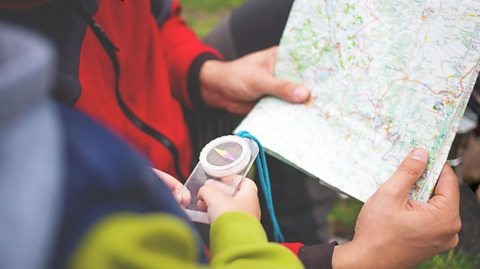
[{"xmin": 188, "ymin": 0, "xmax": 337, "ymax": 244}]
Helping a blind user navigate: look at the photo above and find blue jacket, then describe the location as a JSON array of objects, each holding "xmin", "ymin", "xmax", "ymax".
[{"xmin": 49, "ymin": 105, "xmax": 206, "ymax": 268}]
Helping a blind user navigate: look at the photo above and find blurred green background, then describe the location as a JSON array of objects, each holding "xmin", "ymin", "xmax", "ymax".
[
  {"xmin": 181, "ymin": 1, "xmax": 480, "ymax": 268},
  {"xmin": 182, "ymin": 0, "xmax": 245, "ymax": 37}
]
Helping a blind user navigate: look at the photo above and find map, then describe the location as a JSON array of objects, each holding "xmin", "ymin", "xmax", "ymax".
[{"xmin": 236, "ymin": 0, "xmax": 480, "ymax": 202}]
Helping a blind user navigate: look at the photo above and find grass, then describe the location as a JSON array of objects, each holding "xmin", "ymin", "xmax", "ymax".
[
  {"xmin": 181, "ymin": 0, "xmax": 246, "ymax": 37},
  {"xmin": 327, "ymin": 198, "xmax": 362, "ymax": 240},
  {"xmin": 181, "ymin": 0, "xmax": 246, "ymax": 12},
  {"xmin": 415, "ymin": 250, "xmax": 480, "ymax": 269}
]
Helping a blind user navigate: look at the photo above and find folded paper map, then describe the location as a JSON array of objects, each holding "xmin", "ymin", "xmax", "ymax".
[{"xmin": 236, "ymin": 0, "xmax": 480, "ymax": 202}]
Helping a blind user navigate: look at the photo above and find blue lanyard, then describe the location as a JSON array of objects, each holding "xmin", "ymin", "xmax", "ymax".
[{"xmin": 236, "ymin": 131, "xmax": 285, "ymax": 242}]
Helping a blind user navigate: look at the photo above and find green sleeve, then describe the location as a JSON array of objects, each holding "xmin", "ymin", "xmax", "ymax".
[
  {"xmin": 68, "ymin": 213, "xmax": 204, "ymax": 269},
  {"xmin": 209, "ymin": 212, "xmax": 304, "ymax": 269},
  {"xmin": 68, "ymin": 212, "xmax": 303, "ymax": 269}
]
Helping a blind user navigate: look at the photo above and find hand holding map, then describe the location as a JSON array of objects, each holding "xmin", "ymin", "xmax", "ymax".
[{"xmin": 237, "ymin": 0, "xmax": 480, "ymax": 201}]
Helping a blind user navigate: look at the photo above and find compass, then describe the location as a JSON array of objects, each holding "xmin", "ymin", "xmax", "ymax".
[{"xmin": 199, "ymin": 135, "xmax": 251, "ymax": 178}]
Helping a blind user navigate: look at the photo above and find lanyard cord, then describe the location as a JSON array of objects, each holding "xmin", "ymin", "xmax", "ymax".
[
  {"xmin": 69, "ymin": 0, "xmax": 186, "ymax": 181},
  {"xmin": 236, "ymin": 131, "xmax": 285, "ymax": 242}
]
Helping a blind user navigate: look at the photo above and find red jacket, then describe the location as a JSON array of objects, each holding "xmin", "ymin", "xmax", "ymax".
[
  {"xmin": 0, "ymin": 0, "xmax": 220, "ymax": 179},
  {"xmin": 76, "ymin": 0, "xmax": 220, "ymax": 179}
]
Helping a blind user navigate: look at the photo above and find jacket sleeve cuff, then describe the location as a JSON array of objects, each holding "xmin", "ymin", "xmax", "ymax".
[
  {"xmin": 281, "ymin": 242, "xmax": 305, "ymax": 255},
  {"xmin": 298, "ymin": 241, "xmax": 338, "ymax": 269},
  {"xmin": 187, "ymin": 52, "xmax": 223, "ymax": 111},
  {"xmin": 209, "ymin": 212, "xmax": 267, "ymax": 256}
]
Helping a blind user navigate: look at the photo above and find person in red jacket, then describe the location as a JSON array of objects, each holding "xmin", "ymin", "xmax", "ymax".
[
  {"xmin": 0, "ymin": 0, "xmax": 310, "ymax": 179},
  {"xmin": 0, "ymin": 0, "xmax": 330, "ymax": 244}
]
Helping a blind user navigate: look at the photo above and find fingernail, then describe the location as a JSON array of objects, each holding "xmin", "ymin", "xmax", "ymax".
[
  {"xmin": 410, "ymin": 148, "xmax": 429, "ymax": 162},
  {"xmin": 293, "ymin": 87, "xmax": 310, "ymax": 102}
]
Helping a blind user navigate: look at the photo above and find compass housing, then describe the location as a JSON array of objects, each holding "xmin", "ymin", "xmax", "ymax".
[{"xmin": 199, "ymin": 136, "xmax": 251, "ymax": 178}]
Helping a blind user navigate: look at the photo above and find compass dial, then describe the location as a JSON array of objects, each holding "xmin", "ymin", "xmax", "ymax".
[
  {"xmin": 207, "ymin": 142, "xmax": 243, "ymax": 166},
  {"xmin": 200, "ymin": 136, "xmax": 251, "ymax": 178}
]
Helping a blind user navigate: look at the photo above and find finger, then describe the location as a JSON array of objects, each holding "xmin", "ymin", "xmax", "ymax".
[
  {"xmin": 446, "ymin": 234, "xmax": 460, "ymax": 250},
  {"xmin": 428, "ymin": 164, "xmax": 460, "ymax": 209},
  {"xmin": 254, "ymin": 75, "xmax": 310, "ymax": 103},
  {"xmin": 234, "ymin": 178, "xmax": 261, "ymax": 220},
  {"xmin": 198, "ymin": 183, "xmax": 232, "ymax": 208},
  {"xmin": 236, "ymin": 178, "xmax": 258, "ymax": 195},
  {"xmin": 205, "ymin": 179, "xmax": 237, "ymax": 196},
  {"xmin": 219, "ymin": 175, "xmax": 243, "ymax": 188},
  {"xmin": 233, "ymin": 178, "xmax": 258, "ymax": 201},
  {"xmin": 176, "ymin": 187, "xmax": 192, "ymax": 207},
  {"xmin": 219, "ymin": 175, "xmax": 236, "ymax": 184},
  {"xmin": 197, "ymin": 199, "xmax": 207, "ymax": 211},
  {"xmin": 152, "ymin": 168, "xmax": 191, "ymax": 206},
  {"xmin": 152, "ymin": 168, "xmax": 183, "ymax": 191},
  {"xmin": 380, "ymin": 148, "xmax": 429, "ymax": 199}
]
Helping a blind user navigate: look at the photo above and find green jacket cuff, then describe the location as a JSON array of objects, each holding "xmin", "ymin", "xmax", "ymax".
[{"xmin": 210, "ymin": 212, "xmax": 266, "ymax": 256}]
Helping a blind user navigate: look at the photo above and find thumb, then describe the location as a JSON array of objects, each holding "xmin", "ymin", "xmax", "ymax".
[
  {"xmin": 197, "ymin": 180, "xmax": 232, "ymax": 208},
  {"xmin": 255, "ymin": 74, "xmax": 310, "ymax": 103},
  {"xmin": 234, "ymin": 178, "xmax": 258, "ymax": 198},
  {"xmin": 380, "ymin": 148, "xmax": 429, "ymax": 200}
]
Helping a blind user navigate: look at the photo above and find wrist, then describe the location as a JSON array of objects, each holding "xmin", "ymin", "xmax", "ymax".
[
  {"xmin": 187, "ymin": 53, "xmax": 222, "ymax": 111},
  {"xmin": 199, "ymin": 60, "xmax": 226, "ymax": 108},
  {"xmin": 332, "ymin": 242, "xmax": 375, "ymax": 269}
]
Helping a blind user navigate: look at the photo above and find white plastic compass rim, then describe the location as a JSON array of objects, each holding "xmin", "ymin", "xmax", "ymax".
[{"xmin": 199, "ymin": 135, "xmax": 251, "ymax": 178}]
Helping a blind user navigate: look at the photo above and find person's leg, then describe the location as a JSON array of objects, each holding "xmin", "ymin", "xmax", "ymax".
[{"xmin": 192, "ymin": 0, "xmax": 338, "ymax": 244}]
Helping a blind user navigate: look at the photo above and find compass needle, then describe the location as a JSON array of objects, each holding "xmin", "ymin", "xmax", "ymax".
[{"xmin": 224, "ymin": 152, "xmax": 236, "ymax": 161}]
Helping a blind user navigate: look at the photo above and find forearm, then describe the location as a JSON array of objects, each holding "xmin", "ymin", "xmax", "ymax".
[{"xmin": 187, "ymin": 55, "xmax": 223, "ymax": 111}]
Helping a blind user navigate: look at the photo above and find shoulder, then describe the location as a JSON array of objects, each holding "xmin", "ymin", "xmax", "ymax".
[
  {"xmin": 50, "ymin": 104, "xmax": 197, "ymax": 268},
  {"xmin": 57, "ymin": 104, "xmax": 152, "ymax": 190},
  {"xmin": 55, "ymin": 103, "xmax": 187, "ymax": 219}
]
